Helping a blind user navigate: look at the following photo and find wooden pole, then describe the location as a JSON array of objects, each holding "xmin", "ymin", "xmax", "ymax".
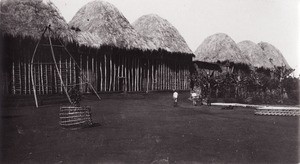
[
  {"xmin": 12, "ymin": 62, "xmax": 15, "ymax": 94},
  {"xmin": 38, "ymin": 62, "xmax": 41, "ymax": 94},
  {"xmin": 147, "ymin": 59, "xmax": 150, "ymax": 92},
  {"xmin": 41, "ymin": 63, "xmax": 44, "ymax": 94},
  {"xmin": 128, "ymin": 57, "xmax": 131, "ymax": 92},
  {"xmin": 95, "ymin": 57, "xmax": 98, "ymax": 91},
  {"xmin": 45, "ymin": 64, "xmax": 48, "ymax": 94},
  {"xmin": 70, "ymin": 58, "xmax": 72, "ymax": 90},
  {"xmin": 30, "ymin": 27, "xmax": 47, "ymax": 107},
  {"xmin": 54, "ymin": 64, "xmax": 57, "ymax": 93},
  {"xmin": 24, "ymin": 63, "xmax": 27, "ymax": 94},
  {"xmin": 18, "ymin": 60, "xmax": 21, "ymax": 94},
  {"xmin": 79, "ymin": 54, "xmax": 83, "ymax": 92},
  {"xmin": 109, "ymin": 54, "xmax": 112, "ymax": 92},
  {"xmin": 118, "ymin": 55, "xmax": 121, "ymax": 91},
  {"xmin": 135, "ymin": 57, "xmax": 137, "ymax": 91},
  {"xmin": 131, "ymin": 58, "xmax": 134, "ymax": 91},
  {"xmin": 124, "ymin": 57, "xmax": 127, "ymax": 92},
  {"xmin": 28, "ymin": 63, "xmax": 31, "ymax": 94},
  {"xmin": 100, "ymin": 59, "xmax": 103, "ymax": 92},
  {"xmin": 113, "ymin": 56, "xmax": 116, "ymax": 91},
  {"xmin": 59, "ymin": 57, "xmax": 62, "ymax": 93},
  {"xmin": 151, "ymin": 61, "xmax": 154, "ymax": 91},
  {"xmin": 48, "ymin": 36, "xmax": 72, "ymax": 104},
  {"xmin": 104, "ymin": 54, "xmax": 107, "ymax": 92},
  {"xmin": 64, "ymin": 56, "xmax": 67, "ymax": 92},
  {"xmin": 86, "ymin": 55, "xmax": 89, "ymax": 92}
]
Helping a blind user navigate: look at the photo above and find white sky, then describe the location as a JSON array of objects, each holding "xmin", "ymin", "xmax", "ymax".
[{"xmin": 50, "ymin": 0, "xmax": 300, "ymax": 76}]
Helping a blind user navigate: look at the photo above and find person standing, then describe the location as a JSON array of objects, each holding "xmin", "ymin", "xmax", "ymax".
[{"xmin": 173, "ymin": 90, "xmax": 178, "ymax": 107}]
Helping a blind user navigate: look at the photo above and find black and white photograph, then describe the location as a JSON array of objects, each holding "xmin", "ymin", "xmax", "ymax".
[{"xmin": 0, "ymin": 0, "xmax": 299, "ymax": 163}]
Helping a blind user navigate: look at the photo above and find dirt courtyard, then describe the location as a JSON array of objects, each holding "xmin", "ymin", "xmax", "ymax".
[{"xmin": 1, "ymin": 92, "xmax": 299, "ymax": 163}]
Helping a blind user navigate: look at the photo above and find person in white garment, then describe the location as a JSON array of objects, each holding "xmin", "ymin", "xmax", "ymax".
[
  {"xmin": 191, "ymin": 92, "xmax": 197, "ymax": 106},
  {"xmin": 173, "ymin": 90, "xmax": 178, "ymax": 107}
]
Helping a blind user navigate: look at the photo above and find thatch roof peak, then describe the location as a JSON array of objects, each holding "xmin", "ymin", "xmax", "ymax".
[
  {"xmin": 257, "ymin": 41, "xmax": 291, "ymax": 69},
  {"xmin": 69, "ymin": 0, "xmax": 155, "ymax": 50},
  {"xmin": 132, "ymin": 14, "xmax": 193, "ymax": 54},
  {"xmin": 194, "ymin": 33, "xmax": 250, "ymax": 64},
  {"xmin": 0, "ymin": 0, "xmax": 74, "ymax": 41},
  {"xmin": 237, "ymin": 40, "xmax": 274, "ymax": 69}
]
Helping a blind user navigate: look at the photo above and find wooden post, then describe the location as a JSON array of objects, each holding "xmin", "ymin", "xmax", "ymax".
[
  {"xmin": 49, "ymin": 64, "xmax": 52, "ymax": 94},
  {"xmin": 12, "ymin": 62, "xmax": 15, "ymax": 94},
  {"xmin": 37, "ymin": 62, "xmax": 41, "ymax": 94},
  {"xmin": 18, "ymin": 60, "xmax": 21, "ymax": 94},
  {"xmin": 70, "ymin": 58, "xmax": 72, "ymax": 90},
  {"xmin": 113, "ymin": 56, "xmax": 116, "ymax": 91},
  {"xmin": 73, "ymin": 59, "xmax": 76, "ymax": 89},
  {"xmin": 24, "ymin": 62, "xmax": 27, "ymax": 94},
  {"xmin": 54, "ymin": 64, "xmax": 57, "ymax": 93},
  {"xmin": 147, "ymin": 59, "xmax": 150, "ymax": 92},
  {"xmin": 30, "ymin": 27, "xmax": 48, "ymax": 107},
  {"xmin": 95, "ymin": 57, "xmax": 98, "ymax": 91},
  {"xmin": 135, "ymin": 58, "xmax": 137, "ymax": 91},
  {"xmin": 118, "ymin": 55, "xmax": 121, "ymax": 91},
  {"xmin": 131, "ymin": 58, "xmax": 134, "ymax": 91},
  {"xmin": 109, "ymin": 54, "xmax": 112, "ymax": 92},
  {"xmin": 28, "ymin": 63, "xmax": 31, "ymax": 94},
  {"xmin": 124, "ymin": 57, "xmax": 127, "ymax": 92},
  {"xmin": 79, "ymin": 54, "xmax": 83, "ymax": 92},
  {"xmin": 59, "ymin": 57, "xmax": 62, "ymax": 93},
  {"xmin": 99, "ymin": 59, "xmax": 103, "ymax": 92},
  {"xmin": 86, "ymin": 55, "xmax": 89, "ymax": 92},
  {"xmin": 151, "ymin": 61, "xmax": 154, "ymax": 90},
  {"xmin": 163, "ymin": 62, "xmax": 166, "ymax": 90},
  {"xmin": 48, "ymin": 36, "xmax": 72, "ymax": 104},
  {"xmin": 45, "ymin": 64, "xmax": 48, "ymax": 94},
  {"xmin": 159, "ymin": 61, "xmax": 161, "ymax": 90},
  {"xmin": 104, "ymin": 54, "xmax": 107, "ymax": 92}
]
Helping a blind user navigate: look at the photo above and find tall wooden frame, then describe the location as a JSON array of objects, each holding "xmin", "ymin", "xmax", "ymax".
[{"xmin": 30, "ymin": 25, "xmax": 101, "ymax": 108}]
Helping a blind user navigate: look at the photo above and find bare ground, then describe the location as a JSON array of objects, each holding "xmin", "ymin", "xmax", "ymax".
[{"xmin": 1, "ymin": 92, "xmax": 299, "ymax": 163}]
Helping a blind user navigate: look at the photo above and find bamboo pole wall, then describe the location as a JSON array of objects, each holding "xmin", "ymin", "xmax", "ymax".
[
  {"xmin": 3, "ymin": 36, "xmax": 193, "ymax": 95},
  {"xmin": 8, "ymin": 55, "xmax": 191, "ymax": 95}
]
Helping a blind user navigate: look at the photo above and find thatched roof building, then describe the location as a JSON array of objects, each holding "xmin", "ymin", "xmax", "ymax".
[
  {"xmin": 194, "ymin": 33, "xmax": 249, "ymax": 64},
  {"xmin": 258, "ymin": 42, "xmax": 291, "ymax": 69},
  {"xmin": 69, "ymin": 0, "xmax": 155, "ymax": 50},
  {"xmin": 132, "ymin": 14, "xmax": 192, "ymax": 54},
  {"xmin": 0, "ymin": 0, "xmax": 73, "ymax": 41},
  {"xmin": 237, "ymin": 40, "xmax": 273, "ymax": 69}
]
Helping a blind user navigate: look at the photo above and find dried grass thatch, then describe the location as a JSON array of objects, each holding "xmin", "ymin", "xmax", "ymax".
[
  {"xmin": 69, "ymin": 0, "xmax": 155, "ymax": 50},
  {"xmin": 258, "ymin": 42, "xmax": 291, "ymax": 69},
  {"xmin": 73, "ymin": 31, "xmax": 103, "ymax": 48},
  {"xmin": 194, "ymin": 33, "xmax": 249, "ymax": 64},
  {"xmin": 237, "ymin": 40, "xmax": 273, "ymax": 69},
  {"xmin": 0, "ymin": 0, "xmax": 74, "ymax": 41},
  {"xmin": 132, "ymin": 14, "xmax": 192, "ymax": 54}
]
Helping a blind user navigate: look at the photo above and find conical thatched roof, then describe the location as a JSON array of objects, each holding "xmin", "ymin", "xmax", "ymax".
[
  {"xmin": 132, "ymin": 14, "xmax": 192, "ymax": 54},
  {"xmin": 0, "ymin": 0, "xmax": 73, "ymax": 41},
  {"xmin": 194, "ymin": 33, "xmax": 249, "ymax": 64},
  {"xmin": 73, "ymin": 31, "xmax": 103, "ymax": 48},
  {"xmin": 69, "ymin": 0, "xmax": 155, "ymax": 50},
  {"xmin": 237, "ymin": 40, "xmax": 273, "ymax": 69},
  {"xmin": 258, "ymin": 42, "xmax": 291, "ymax": 69}
]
